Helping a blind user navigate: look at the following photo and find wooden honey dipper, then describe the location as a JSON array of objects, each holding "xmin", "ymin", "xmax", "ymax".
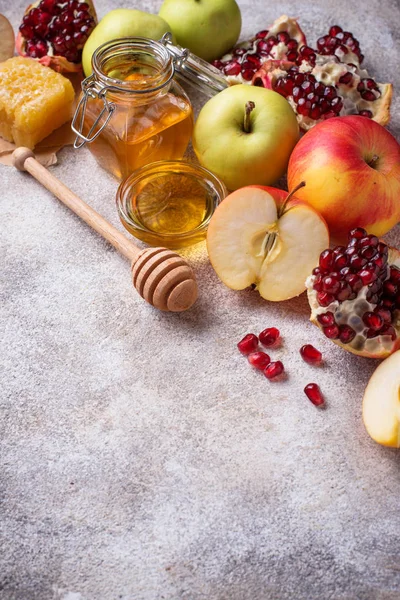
[{"xmin": 13, "ymin": 148, "xmax": 198, "ymax": 312}]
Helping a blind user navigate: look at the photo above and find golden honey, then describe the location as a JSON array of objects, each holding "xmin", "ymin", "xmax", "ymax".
[
  {"xmin": 83, "ymin": 87, "xmax": 193, "ymax": 180},
  {"xmin": 75, "ymin": 39, "xmax": 193, "ymax": 180},
  {"xmin": 117, "ymin": 161, "xmax": 227, "ymax": 249}
]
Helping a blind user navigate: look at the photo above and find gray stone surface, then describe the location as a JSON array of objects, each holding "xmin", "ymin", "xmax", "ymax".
[{"xmin": 1, "ymin": 0, "xmax": 400, "ymax": 598}]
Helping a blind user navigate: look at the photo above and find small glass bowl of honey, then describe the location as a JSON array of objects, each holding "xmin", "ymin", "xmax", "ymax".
[{"xmin": 116, "ymin": 160, "xmax": 227, "ymax": 249}]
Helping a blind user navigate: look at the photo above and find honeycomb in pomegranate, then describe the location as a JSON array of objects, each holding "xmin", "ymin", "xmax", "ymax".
[{"xmin": 0, "ymin": 56, "xmax": 75, "ymax": 149}]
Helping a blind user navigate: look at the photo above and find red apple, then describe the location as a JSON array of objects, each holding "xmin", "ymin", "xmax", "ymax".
[
  {"xmin": 287, "ymin": 116, "xmax": 400, "ymax": 241},
  {"xmin": 207, "ymin": 184, "xmax": 329, "ymax": 301}
]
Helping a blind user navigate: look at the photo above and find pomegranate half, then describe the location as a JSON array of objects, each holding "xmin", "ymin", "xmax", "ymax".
[
  {"xmin": 16, "ymin": 0, "xmax": 97, "ymax": 73},
  {"xmin": 307, "ymin": 229, "xmax": 400, "ymax": 358},
  {"xmin": 212, "ymin": 16, "xmax": 392, "ymax": 130}
]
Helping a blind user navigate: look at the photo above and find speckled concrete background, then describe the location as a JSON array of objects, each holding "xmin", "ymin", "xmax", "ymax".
[{"xmin": 1, "ymin": 1, "xmax": 400, "ymax": 599}]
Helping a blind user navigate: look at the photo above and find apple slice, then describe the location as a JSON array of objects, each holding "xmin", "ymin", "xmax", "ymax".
[
  {"xmin": 0, "ymin": 15, "xmax": 15, "ymax": 62},
  {"xmin": 206, "ymin": 185, "xmax": 329, "ymax": 301},
  {"xmin": 362, "ymin": 350, "xmax": 400, "ymax": 448}
]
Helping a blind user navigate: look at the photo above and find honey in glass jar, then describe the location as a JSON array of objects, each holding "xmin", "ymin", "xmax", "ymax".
[{"xmin": 72, "ymin": 38, "xmax": 194, "ymax": 180}]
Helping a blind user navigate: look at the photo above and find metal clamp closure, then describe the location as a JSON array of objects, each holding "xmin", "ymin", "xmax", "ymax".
[{"xmin": 72, "ymin": 75, "xmax": 116, "ymax": 149}]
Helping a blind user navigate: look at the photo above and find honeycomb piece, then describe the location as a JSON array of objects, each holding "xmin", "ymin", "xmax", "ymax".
[{"xmin": 0, "ymin": 56, "xmax": 75, "ymax": 149}]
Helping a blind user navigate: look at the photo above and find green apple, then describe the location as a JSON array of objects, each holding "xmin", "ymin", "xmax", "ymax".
[
  {"xmin": 82, "ymin": 9, "xmax": 173, "ymax": 77},
  {"xmin": 193, "ymin": 84, "xmax": 300, "ymax": 191},
  {"xmin": 159, "ymin": 0, "xmax": 241, "ymax": 62}
]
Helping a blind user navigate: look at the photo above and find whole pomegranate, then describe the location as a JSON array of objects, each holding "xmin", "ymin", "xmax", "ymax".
[
  {"xmin": 212, "ymin": 16, "xmax": 392, "ymax": 130},
  {"xmin": 307, "ymin": 229, "xmax": 400, "ymax": 358},
  {"xmin": 16, "ymin": 0, "xmax": 97, "ymax": 73}
]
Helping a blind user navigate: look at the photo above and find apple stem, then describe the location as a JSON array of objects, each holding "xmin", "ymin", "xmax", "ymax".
[
  {"xmin": 368, "ymin": 154, "xmax": 379, "ymax": 169},
  {"xmin": 278, "ymin": 181, "xmax": 306, "ymax": 217},
  {"xmin": 243, "ymin": 101, "xmax": 255, "ymax": 133}
]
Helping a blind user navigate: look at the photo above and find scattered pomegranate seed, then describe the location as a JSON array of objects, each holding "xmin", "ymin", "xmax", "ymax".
[
  {"xmin": 300, "ymin": 344, "xmax": 322, "ymax": 365},
  {"xmin": 304, "ymin": 383, "xmax": 325, "ymax": 406},
  {"xmin": 264, "ymin": 361, "xmax": 284, "ymax": 380},
  {"xmin": 259, "ymin": 327, "xmax": 280, "ymax": 347},
  {"xmin": 248, "ymin": 351, "xmax": 271, "ymax": 370},
  {"xmin": 237, "ymin": 333, "xmax": 258, "ymax": 355}
]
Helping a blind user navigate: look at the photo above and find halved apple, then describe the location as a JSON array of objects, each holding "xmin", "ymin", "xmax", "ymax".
[
  {"xmin": 206, "ymin": 185, "xmax": 329, "ymax": 301},
  {"xmin": 362, "ymin": 350, "xmax": 400, "ymax": 448}
]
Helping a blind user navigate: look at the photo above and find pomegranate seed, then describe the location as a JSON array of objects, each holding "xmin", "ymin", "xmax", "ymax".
[
  {"xmin": 248, "ymin": 351, "xmax": 271, "ymax": 370},
  {"xmin": 362, "ymin": 311, "xmax": 383, "ymax": 331},
  {"xmin": 259, "ymin": 327, "xmax": 280, "ymax": 347},
  {"xmin": 338, "ymin": 325, "xmax": 356, "ymax": 344},
  {"xmin": 319, "ymin": 249, "xmax": 334, "ymax": 271},
  {"xmin": 246, "ymin": 54, "xmax": 261, "ymax": 68},
  {"xmin": 374, "ymin": 307, "xmax": 392, "ymax": 323},
  {"xmin": 287, "ymin": 39, "xmax": 298, "ymax": 50},
  {"xmin": 331, "ymin": 97, "xmax": 343, "ymax": 113},
  {"xmin": 241, "ymin": 68, "xmax": 255, "ymax": 81},
  {"xmin": 361, "ymin": 90, "xmax": 378, "ymax": 101},
  {"xmin": 317, "ymin": 312, "xmax": 335, "ymax": 326},
  {"xmin": 334, "ymin": 253, "xmax": 348, "ymax": 269},
  {"xmin": 359, "ymin": 110, "xmax": 372, "ymax": 118},
  {"xmin": 381, "ymin": 298, "xmax": 395, "ymax": 309},
  {"xmin": 322, "ymin": 275, "xmax": 340, "ymax": 294},
  {"xmin": 304, "ymin": 383, "xmax": 325, "ymax": 406},
  {"xmin": 360, "ymin": 246, "xmax": 377, "ymax": 260},
  {"xmin": 257, "ymin": 40, "xmax": 270, "ymax": 53},
  {"xmin": 292, "ymin": 86, "xmax": 304, "ymax": 100},
  {"xmin": 255, "ymin": 30, "xmax": 268, "ymax": 39},
  {"xmin": 277, "ymin": 31, "xmax": 290, "ymax": 44},
  {"xmin": 349, "ymin": 227, "xmax": 367, "ymax": 239},
  {"xmin": 336, "ymin": 281, "xmax": 352, "ymax": 301},
  {"xmin": 323, "ymin": 324, "xmax": 340, "ymax": 339},
  {"xmin": 359, "ymin": 269, "xmax": 376, "ymax": 285},
  {"xmin": 383, "ymin": 280, "xmax": 398, "ymax": 297},
  {"xmin": 300, "ymin": 344, "xmax": 322, "ymax": 365},
  {"xmin": 237, "ymin": 333, "xmax": 258, "ymax": 355},
  {"xmin": 287, "ymin": 51, "xmax": 299, "ymax": 62},
  {"xmin": 294, "ymin": 73, "xmax": 305, "ymax": 85},
  {"xmin": 350, "ymin": 254, "xmax": 367, "ymax": 270},
  {"xmin": 390, "ymin": 267, "xmax": 400, "ymax": 283},
  {"xmin": 317, "ymin": 291, "xmax": 335, "ymax": 307},
  {"xmin": 310, "ymin": 105, "xmax": 322, "ymax": 120},
  {"xmin": 322, "ymin": 111, "xmax": 337, "ymax": 120},
  {"xmin": 332, "ymin": 245, "xmax": 345, "ymax": 256},
  {"xmin": 39, "ymin": 0, "xmax": 57, "ymax": 11},
  {"xmin": 329, "ymin": 25, "xmax": 343, "ymax": 36},
  {"xmin": 264, "ymin": 361, "xmax": 284, "ymax": 380},
  {"xmin": 339, "ymin": 72, "xmax": 353, "ymax": 85},
  {"xmin": 324, "ymin": 86, "xmax": 337, "ymax": 100},
  {"xmin": 345, "ymin": 274, "xmax": 363, "ymax": 293},
  {"xmin": 224, "ymin": 62, "xmax": 241, "ymax": 76}
]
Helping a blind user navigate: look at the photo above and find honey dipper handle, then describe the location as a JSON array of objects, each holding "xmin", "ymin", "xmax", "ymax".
[{"xmin": 13, "ymin": 147, "xmax": 141, "ymax": 263}]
